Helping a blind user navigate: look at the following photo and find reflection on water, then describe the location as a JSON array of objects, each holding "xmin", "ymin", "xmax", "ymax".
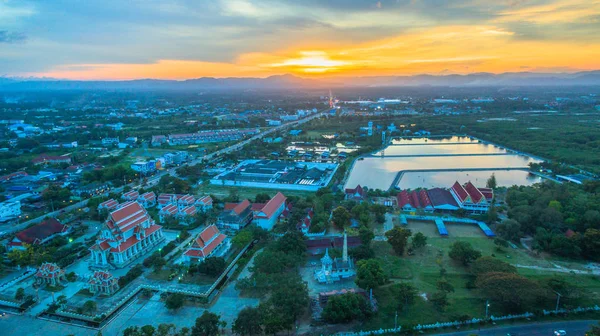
[
  {"xmin": 391, "ymin": 136, "xmax": 477, "ymax": 145},
  {"xmin": 345, "ymin": 137, "xmax": 543, "ymax": 190},
  {"xmin": 397, "ymin": 170, "xmax": 543, "ymax": 189}
]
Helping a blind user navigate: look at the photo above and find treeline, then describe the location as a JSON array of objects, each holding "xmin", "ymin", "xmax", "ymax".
[{"xmin": 496, "ymin": 181, "xmax": 600, "ymax": 260}]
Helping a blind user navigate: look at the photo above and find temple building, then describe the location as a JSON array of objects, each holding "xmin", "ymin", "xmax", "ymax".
[
  {"xmin": 89, "ymin": 201, "xmax": 165, "ymax": 268},
  {"xmin": 35, "ymin": 262, "xmax": 66, "ymax": 286},
  {"xmin": 88, "ymin": 270, "xmax": 120, "ymax": 295},
  {"xmin": 314, "ymin": 232, "xmax": 356, "ymax": 284},
  {"xmin": 183, "ymin": 225, "xmax": 231, "ymax": 263},
  {"xmin": 217, "ymin": 199, "xmax": 253, "ymax": 231}
]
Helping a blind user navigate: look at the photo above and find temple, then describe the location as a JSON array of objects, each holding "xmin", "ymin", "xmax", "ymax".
[
  {"xmin": 88, "ymin": 270, "xmax": 120, "ymax": 295},
  {"xmin": 183, "ymin": 225, "xmax": 231, "ymax": 263},
  {"xmin": 89, "ymin": 201, "xmax": 165, "ymax": 268},
  {"xmin": 35, "ymin": 262, "xmax": 66, "ymax": 286},
  {"xmin": 314, "ymin": 232, "xmax": 356, "ymax": 284}
]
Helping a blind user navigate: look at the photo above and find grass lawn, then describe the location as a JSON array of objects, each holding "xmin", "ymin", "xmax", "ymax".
[
  {"xmin": 146, "ymin": 269, "xmax": 176, "ymax": 281},
  {"xmin": 179, "ymin": 273, "xmax": 216, "ymax": 286},
  {"xmin": 365, "ymin": 236, "xmax": 600, "ymax": 329}
]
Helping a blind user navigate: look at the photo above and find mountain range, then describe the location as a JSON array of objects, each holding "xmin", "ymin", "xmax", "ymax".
[{"xmin": 1, "ymin": 71, "xmax": 600, "ymax": 91}]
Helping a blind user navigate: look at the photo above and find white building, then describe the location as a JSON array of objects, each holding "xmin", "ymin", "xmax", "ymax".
[
  {"xmin": 89, "ymin": 201, "xmax": 165, "ymax": 268},
  {"xmin": 0, "ymin": 200, "xmax": 21, "ymax": 222}
]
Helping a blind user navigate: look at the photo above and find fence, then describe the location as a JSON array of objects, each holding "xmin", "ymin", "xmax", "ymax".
[
  {"xmin": 415, "ymin": 312, "xmax": 534, "ymax": 331},
  {"xmin": 0, "ymin": 267, "xmax": 36, "ymax": 292},
  {"xmin": 543, "ymin": 305, "xmax": 600, "ymax": 316}
]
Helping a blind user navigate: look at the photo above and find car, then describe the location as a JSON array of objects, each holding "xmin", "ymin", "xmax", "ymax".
[{"xmin": 554, "ymin": 330, "xmax": 567, "ymax": 336}]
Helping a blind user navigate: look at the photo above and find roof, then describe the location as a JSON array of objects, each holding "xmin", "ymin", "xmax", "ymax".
[
  {"xmin": 451, "ymin": 181, "xmax": 469, "ymax": 202},
  {"xmin": 88, "ymin": 270, "xmax": 118, "ymax": 286},
  {"xmin": 12, "ymin": 218, "xmax": 67, "ymax": 245},
  {"xmin": 185, "ymin": 225, "xmax": 226, "ymax": 258},
  {"xmin": 256, "ymin": 192, "xmax": 286, "ymax": 219},
  {"xmin": 464, "ymin": 181, "xmax": 484, "ymax": 203},
  {"xmin": 107, "ymin": 201, "xmax": 150, "ymax": 233},
  {"xmin": 427, "ymin": 188, "xmax": 459, "ymax": 207},
  {"xmin": 99, "ymin": 199, "xmax": 119, "ymax": 209},
  {"xmin": 36, "ymin": 262, "xmax": 64, "ymax": 278},
  {"xmin": 140, "ymin": 192, "xmax": 156, "ymax": 200},
  {"xmin": 397, "ymin": 190, "xmax": 412, "ymax": 208},
  {"xmin": 409, "ymin": 190, "xmax": 421, "ymax": 208},
  {"xmin": 478, "ymin": 187, "xmax": 494, "ymax": 201},
  {"xmin": 180, "ymin": 205, "xmax": 197, "ymax": 216},
  {"xmin": 345, "ymin": 184, "xmax": 364, "ymax": 195},
  {"xmin": 419, "ymin": 189, "xmax": 433, "ymax": 208},
  {"xmin": 160, "ymin": 203, "xmax": 178, "ymax": 215},
  {"xmin": 233, "ymin": 199, "xmax": 251, "ymax": 215},
  {"xmin": 178, "ymin": 194, "xmax": 195, "ymax": 204},
  {"xmin": 196, "ymin": 196, "xmax": 213, "ymax": 205},
  {"xmin": 123, "ymin": 190, "xmax": 139, "ymax": 200}
]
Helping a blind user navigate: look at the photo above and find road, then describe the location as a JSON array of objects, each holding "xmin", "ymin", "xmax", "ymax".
[
  {"xmin": 2, "ymin": 110, "xmax": 328, "ymax": 237},
  {"xmin": 435, "ymin": 319, "xmax": 597, "ymax": 336}
]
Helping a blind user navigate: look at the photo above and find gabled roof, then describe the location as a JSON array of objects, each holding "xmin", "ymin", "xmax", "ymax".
[
  {"xmin": 478, "ymin": 187, "xmax": 494, "ymax": 201},
  {"xmin": 345, "ymin": 184, "xmax": 364, "ymax": 195},
  {"xmin": 88, "ymin": 270, "xmax": 118, "ymax": 286},
  {"xmin": 397, "ymin": 190, "xmax": 412, "ymax": 208},
  {"xmin": 419, "ymin": 189, "xmax": 432, "ymax": 208},
  {"xmin": 99, "ymin": 199, "xmax": 119, "ymax": 210},
  {"xmin": 427, "ymin": 188, "xmax": 459, "ymax": 207},
  {"xmin": 122, "ymin": 190, "xmax": 139, "ymax": 200},
  {"xmin": 185, "ymin": 225, "xmax": 226, "ymax": 258},
  {"xmin": 196, "ymin": 196, "xmax": 213, "ymax": 205},
  {"xmin": 464, "ymin": 181, "xmax": 484, "ymax": 203},
  {"xmin": 139, "ymin": 191, "xmax": 156, "ymax": 201},
  {"xmin": 12, "ymin": 218, "xmax": 67, "ymax": 245},
  {"xmin": 178, "ymin": 194, "xmax": 195, "ymax": 204},
  {"xmin": 409, "ymin": 190, "xmax": 421, "ymax": 208},
  {"xmin": 160, "ymin": 203, "xmax": 178, "ymax": 215},
  {"xmin": 180, "ymin": 205, "xmax": 197, "ymax": 216},
  {"xmin": 36, "ymin": 262, "xmax": 64, "ymax": 278},
  {"xmin": 233, "ymin": 199, "xmax": 251, "ymax": 215},
  {"xmin": 451, "ymin": 181, "xmax": 469, "ymax": 202},
  {"xmin": 107, "ymin": 201, "xmax": 150, "ymax": 233},
  {"xmin": 257, "ymin": 192, "xmax": 286, "ymax": 219}
]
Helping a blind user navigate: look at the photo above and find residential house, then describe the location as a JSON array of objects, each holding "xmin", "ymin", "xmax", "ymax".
[
  {"xmin": 177, "ymin": 205, "xmax": 197, "ymax": 225},
  {"xmin": 159, "ymin": 204, "xmax": 178, "ymax": 223},
  {"xmin": 157, "ymin": 193, "xmax": 177, "ymax": 209},
  {"xmin": 122, "ymin": 190, "xmax": 139, "ymax": 202},
  {"xmin": 177, "ymin": 194, "xmax": 195, "ymax": 211},
  {"xmin": 137, "ymin": 192, "xmax": 156, "ymax": 208},
  {"xmin": 98, "ymin": 199, "xmax": 119, "ymax": 211},
  {"xmin": 195, "ymin": 196, "xmax": 213, "ymax": 212}
]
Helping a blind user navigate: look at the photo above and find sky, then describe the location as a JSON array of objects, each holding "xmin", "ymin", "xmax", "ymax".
[{"xmin": 1, "ymin": 0, "xmax": 599, "ymax": 80}]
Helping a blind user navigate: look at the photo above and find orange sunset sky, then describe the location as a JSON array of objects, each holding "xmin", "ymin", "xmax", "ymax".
[{"xmin": 1, "ymin": 0, "xmax": 599, "ymax": 80}]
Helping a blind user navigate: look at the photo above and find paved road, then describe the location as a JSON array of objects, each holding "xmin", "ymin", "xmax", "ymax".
[{"xmin": 435, "ymin": 319, "xmax": 597, "ymax": 336}]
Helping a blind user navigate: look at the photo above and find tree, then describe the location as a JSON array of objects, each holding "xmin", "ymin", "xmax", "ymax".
[
  {"xmin": 471, "ymin": 256, "xmax": 517, "ymax": 276},
  {"xmin": 358, "ymin": 226, "xmax": 375, "ymax": 246},
  {"xmin": 486, "ymin": 173, "xmax": 497, "ymax": 189},
  {"xmin": 83, "ymin": 300, "xmax": 97, "ymax": 314},
  {"xmin": 191, "ymin": 311, "xmax": 225, "ymax": 336},
  {"xmin": 198, "ymin": 257, "xmax": 226, "ymax": 277},
  {"xmin": 232, "ymin": 229, "xmax": 253, "ymax": 248},
  {"xmin": 393, "ymin": 283, "xmax": 418, "ymax": 311},
  {"xmin": 430, "ymin": 291, "xmax": 448, "ymax": 311},
  {"xmin": 476, "ymin": 272, "xmax": 545, "ymax": 310},
  {"xmin": 268, "ymin": 274, "xmax": 309, "ymax": 322},
  {"xmin": 411, "ymin": 232, "xmax": 427, "ymax": 249},
  {"xmin": 274, "ymin": 231, "xmax": 306, "ymax": 258},
  {"xmin": 436, "ymin": 279, "xmax": 455, "ymax": 293},
  {"xmin": 385, "ymin": 227, "xmax": 412, "ymax": 255},
  {"xmin": 232, "ymin": 307, "xmax": 263, "ymax": 336},
  {"xmin": 448, "ymin": 241, "xmax": 482, "ymax": 266},
  {"xmin": 331, "ymin": 206, "xmax": 351, "ymax": 229},
  {"xmin": 15, "ymin": 287, "xmax": 25, "ymax": 301},
  {"xmin": 156, "ymin": 324, "xmax": 177, "ymax": 336},
  {"xmin": 586, "ymin": 322, "xmax": 600, "ymax": 336},
  {"xmin": 583, "ymin": 229, "xmax": 600, "ymax": 261},
  {"xmin": 355, "ymin": 259, "xmax": 387, "ymax": 290},
  {"xmin": 254, "ymin": 193, "xmax": 271, "ymax": 203},
  {"xmin": 141, "ymin": 325, "xmax": 156, "ymax": 336},
  {"xmin": 165, "ymin": 293, "xmax": 185, "ymax": 311},
  {"xmin": 495, "ymin": 219, "xmax": 521, "ymax": 241},
  {"xmin": 321, "ymin": 293, "xmax": 373, "ymax": 323}
]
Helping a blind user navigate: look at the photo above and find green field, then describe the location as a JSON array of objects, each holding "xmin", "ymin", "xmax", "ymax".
[{"xmin": 361, "ymin": 236, "xmax": 600, "ymax": 330}]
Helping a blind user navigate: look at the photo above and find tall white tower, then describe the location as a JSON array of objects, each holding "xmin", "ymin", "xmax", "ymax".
[{"xmin": 342, "ymin": 231, "xmax": 348, "ymax": 263}]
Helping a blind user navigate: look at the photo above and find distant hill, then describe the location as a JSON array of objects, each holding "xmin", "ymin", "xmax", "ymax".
[{"xmin": 1, "ymin": 71, "xmax": 600, "ymax": 91}]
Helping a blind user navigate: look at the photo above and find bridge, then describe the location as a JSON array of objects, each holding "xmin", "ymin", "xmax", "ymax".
[{"xmin": 400, "ymin": 214, "xmax": 495, "ymax": 237}]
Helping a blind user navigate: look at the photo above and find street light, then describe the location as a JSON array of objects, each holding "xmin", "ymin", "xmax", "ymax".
[
  {"xmin": 554, "ymin": 291, "xmax": 562, "ymax": 313},
  {"xmin": 485, "ymin": 300, "xmax": 490, "ymax": 319}
]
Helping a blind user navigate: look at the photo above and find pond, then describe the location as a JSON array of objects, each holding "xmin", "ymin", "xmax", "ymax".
[{"xmin": 345, "ymin": 137, "xmax": 543, "ymax": 191}]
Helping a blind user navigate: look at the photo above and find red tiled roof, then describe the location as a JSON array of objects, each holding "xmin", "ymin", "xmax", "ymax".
[
  {"xmin": 345, "ymin": 185, "xmax": 364, "ymax": 196},
  {"xmin": 196, "ymin": 196, "xmax": 213, "ymax": 205},
  {"xmin": 419, "ymin": 189, "xmax": 432, "ymax": 207},
  {"xmin": 88, "ymin": 270, "xmax": 117, "ymax": 286},
  {"xmin": 99, "ymin": 199, "xmax": 119, "ymax": 209},
  {"xmin": 160, "ymin": 203, "xmax": 178, "ymax": 215},
  {"xmin": 256, "ymin": 192, "xmax": 286, "ymax": 219},
  {"xmin": 251, "ymin": 203, "xmax": 266, "ymax": 211},
  {"xmin": 123, "ymin": 190, "xmax": 139, "ymax": 200},
  {"xmin": 478, "ymin": 187, "xmax": 494, "ymax": 201},
  {"xmin": 464, "ymin": 182, "xmax": 484, "ymax": 203},
  {"xmin": 11, "ymin": 218, "xmax": 67, "ymax": 246},
  {"xmin": 397, "ymin": 190, "xmax": 412, "ymax": 208},
  {"xmin": 186, "ymin": 225, "xmax": 226, "ymax": 259},
  {"xmin": 178, "ymin": 194, "xmax": 195, "ymax": 204},
  {"xmin": 36, "ymin": 262, "xmax": 64, "ymax": 278},
  {"xmin": 180, "ymin": 205, "xmax": 197, "ymax": 216},
  {"xmin": 108, "ymin": 201, "xmax": 150, "ymax": 233},
  {"xmin": 409, "ymin": 190, "xmax": 421, "ymax": 208},
  {"xmin": 233, "ymin": 199, "xmax": 251, "ymax": 215},
  {"xmin": 451, "ymin": 181, "xmax": 469, "ymax": 202},
  {"xmin": 140, "ymin": 192, "xmax": 156, "ymax": 200}
]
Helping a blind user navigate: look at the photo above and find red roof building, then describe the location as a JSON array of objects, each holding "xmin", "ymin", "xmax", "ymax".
[
  {"xmin": 122, "ymin": 190, "xmax": 139, "ymax": 202},
  {"xmin": 35, "ymin": 262, "xmax": 66, "ymax": 286},
  {"xmin": 8, "ymin": 218, "xmax": 68, "ymax": 250},
  {"xmin": 183, "ymin": 225, "xmax": 231, "ymax": 262},
  {"xmin": 177, "ymin": 194, "xmax": 196, "ymax": 210},
  {"xmin": 137, "ymin": 191, "xmax": 156, "ymax": 208},
  {"xmin": 252, "ymin": 192, "xmax": 287, "ymax": 231},
  {"xmin": 99, "ymin": 199, "xmax": 119, "ymax": 211},
  {"xmin": 89, "ymin": 201, "xmax": 164, "ymax": 268},
  {"xmin": 218, "ymin": 199, "xmax": 253, "ymax": 231},
  {"xmin": 157, "ymin": 193, "xmax": 177, "ymax": 209},
  {"xmin": 88, "ymin": 270, "xmax": 120, "ymax": 295},
  {"xmin": 159, "ymin": 203, "xmax": 178, "ymax": 223},
  {"xmin": 345, "ymin": 185, "xmax": 366, "ymax": 202},
  {"xmin": 195, "ymin": 196, "xmax": 213, "ymax": 212}
]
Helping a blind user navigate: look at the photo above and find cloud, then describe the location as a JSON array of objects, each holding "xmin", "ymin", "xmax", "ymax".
[{"xmin": 0, "ymin": 31, "xmax": 27, "ymax": 43}]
